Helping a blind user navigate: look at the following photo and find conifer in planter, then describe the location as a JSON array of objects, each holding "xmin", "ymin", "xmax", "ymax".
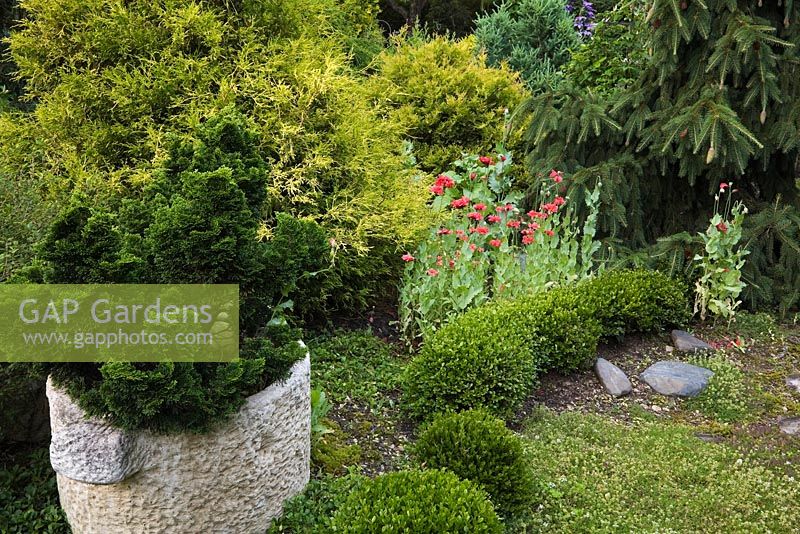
[{"xmin": 35, "ymin": 110, "xmax": 326, "ymax": 531}]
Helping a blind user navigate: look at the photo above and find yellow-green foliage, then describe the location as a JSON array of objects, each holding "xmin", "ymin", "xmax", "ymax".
[
  {"xmin": 7, "ymin": 0, "xmax": 432, "ymax": 303},
  {"xmin": 371, "ymin": 34, "xmax": 528, "ymax": 174}
]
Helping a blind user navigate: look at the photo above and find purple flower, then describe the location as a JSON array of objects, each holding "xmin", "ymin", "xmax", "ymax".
[{"xmin": 567, "ymin": 0, "xmax": 596, "ymax": 36}]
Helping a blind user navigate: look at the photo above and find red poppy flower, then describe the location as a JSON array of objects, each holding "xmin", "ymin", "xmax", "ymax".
[
  {"xmin": 474, "ymin": 203, "xmax": 487, "ymax": 211},
  {"xmin": 522, "ymin": 235, "xmax": 534, "ymax": 245},
  {"xmin": 527, "ymin": 210, "xmax": 546, "ymax": 219},
  {"xmin": 528, "ymin": 222, "xmax": 540, "ymax": 230},
  {"xmin": 542, "ymin": 203, "xmax": 558, "ymax": 214},
  {"xmin": 487, "ymin": 215, "xmax": 501, "ymax": 223},
  {"xmin": 402, "ymin": 253, "xmax": 415, "ymax": 262},
  {"xmin": 427, "ymin": 268, "xmax": 439, "ymax": 276},
  {"xmin": 479, "ymin": 156, "xmax": 494, "ymax": 165},
  {"xmin": 476, "ymin": 226, "xmax": 489, "ymax": 235},
  {"xmin": 544, "ymin": 229, "xmax": 555, "ymax": 237},
  {"xmin": 716, "ymin": 222, "xmax": 728, "ymax": 233},
  {"xmin": 506, "ymin": 220, "xmax": 521, "ymax": 228},
  {"xmin": 450, "ymin": 196, "xmax": 470, "ymax": 209},
  {"xmin": 435, "ymin": 174, "xmax": 455, "ymax": 188},
  {"xmin": 429, "ymin": 185, "xmax": 444, "ymax": 195},
  {"xmin": 489, "ymin": 239, "xmax": 502, "ymax": 247},
  {"xmin": 437, "ymin": 228, "xmax": 452, "ymax": 235},
  {"xmin": 467, "ymin": 211, "xmax": 483, "ymax": 221},
  {"xmin": 550, "ymin": 170, "xmax": 564, "ymax": 183},
  {"xmin": 554, "ymin": 196, "xmax": 566, "ymax": 206},
  {"xmin": 719, "ymin": 182, "xmax": 730, "ymax": 191},
  {"xmin": 436, "ymin": 256, "xmax": 443, "ymax": 266},
  {"xmin": 469, "ymin": 243, "xmax": 477, "ymax": 251}
]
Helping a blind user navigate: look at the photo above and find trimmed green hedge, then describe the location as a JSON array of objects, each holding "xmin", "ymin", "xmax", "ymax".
[
  {"xmin": 328, "ymin": 469, "xmax": 503, "ymax": 533},
  {"xmin": 402, "ymin": 300, "xmax": 539, "ymax": 419},
  {"xmin": 413, "ymin": 410, "xmax": 537, "ymax": 516},
  {"xmin": 403, "ymin": 269, "xmax": 689, "ymax": 418}
]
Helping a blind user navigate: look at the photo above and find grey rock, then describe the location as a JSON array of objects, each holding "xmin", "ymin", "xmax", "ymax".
[
  {"xmin": 786, "ymin": 375, "xmax": 800, "ymax": 394},
  {"xmin": 695, "ymin": 432, "xmax": 724, "ymax": 443},
  {"xmin": 779, "ymin": 417, "xmax": 800, "ymax": 436},
  {"xmin": 594, "ymin": 358, "xmax": 632, "ymax": 397},
  {"xmin": 640, "ymin": 360, "xmax": 714, "ymax": 397},
  {"xmin": 48, "ymin": 354, "xmax": 311, "ymax": 533},
  {"xmin": 671, "ymin": 330, "xmax": 714, "ymax": 352}
]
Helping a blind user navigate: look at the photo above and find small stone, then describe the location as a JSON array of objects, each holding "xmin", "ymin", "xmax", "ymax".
[
  {"xmin": 665, "ymin": 345, "xmax": 674, "ymax": 353},
  {"xmin": 779, "ymin": 417, "xmax": 800, "ymax": 436},
  {"xmin": 696, "ymin": 433, "xmax": 724, "ymax": 443},
  {"xmin": 594, "ymin": 358, "xmax": 633, "ymax": 397},
  {"xmin": 651, "ymin": 405, "xmax": 662, "ymax": 413},
  {"xmin": 786, "ymin": 375, "xmax": 800, "ymax": 394},
  {"xmin": 671, "ymin": 330, "xmax": 713, "ymax": 352},
  {"xmin": 640, "ymin": 360, "xmax": 714, "ymax": 397}
]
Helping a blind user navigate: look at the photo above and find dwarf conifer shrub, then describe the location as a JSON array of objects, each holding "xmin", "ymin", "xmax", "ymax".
[
  {"xmin": 413, "ymin": 410, "xmax": 537, "ymax": 516},
  {"xmin": 475, "ymin": 0, "xmax": 580, "ymax": 91},
  {"xmin": 328, "ymin": 469, "xmax": 503, "ymax": 533},
  {"xmin": 371, "ymin": 34, "xmax": 527, "ymax": 174},
  {"xmin": 39, "ymin": 111, "xmax": 316, "ymax": 433}
]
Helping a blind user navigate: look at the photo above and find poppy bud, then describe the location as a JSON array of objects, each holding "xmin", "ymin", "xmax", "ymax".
[
  {"xmin": 706, "ymin": 146, "xmax": 715, "ymax": 164},
  {"xmin": 760, "ymin": 109, "xmax": 767, "ymax": 124}
]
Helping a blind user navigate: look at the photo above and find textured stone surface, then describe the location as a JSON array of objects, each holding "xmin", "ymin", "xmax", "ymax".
[
  {"xmin": 594, "ymin": 358, "xmax": 632, "ymax": 397},
  {"xmin": 48, "ymin": 355, "xmax": 311, "ymax": 534},
  {"xmin": 640, "ymin": 360, "xmax": 714, "ymax": 397},
  {"xmin": 786, "ymin": 375, "xmax": 800, "ymax": 394},
  {"xmin": 671, "ymin": 330, "xmax": 713, "ymax": 352},
  {"xmin": 779, "ymin": 417, "xmax": 800, "ymax": 436}
]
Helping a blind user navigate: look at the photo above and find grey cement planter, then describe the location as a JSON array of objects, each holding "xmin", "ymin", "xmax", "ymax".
[{"xmin": 47, "ymin": 355, "xmax": 311, "ymax": 534}]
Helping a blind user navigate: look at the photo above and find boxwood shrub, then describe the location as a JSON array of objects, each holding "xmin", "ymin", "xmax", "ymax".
[
  {"xmin": 412, "ymin": 410, "xmax": 537, "ymax": 516},
  {"xmin": 328, "ymin": 469, "xmax": 503, "ymax": 533},
  {"xmin": 404, "ymin": 269, "xmax": 688, "ymax": 418},
  {"xmin": 402, "ymin": 300, "xmax": 539, "ymax": 419},
  {"xmin": 563, "ymin": 269, "xmax": 691, "ymax": 339}
]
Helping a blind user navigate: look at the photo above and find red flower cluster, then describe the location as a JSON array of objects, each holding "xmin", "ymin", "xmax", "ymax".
[
  {"xmin": 451, "ymin": 196, "xmax": 470, "ymax": 209},
  {"xmin": 430, "ymin": 174, "xmax": 456, "ymax": 195}
]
